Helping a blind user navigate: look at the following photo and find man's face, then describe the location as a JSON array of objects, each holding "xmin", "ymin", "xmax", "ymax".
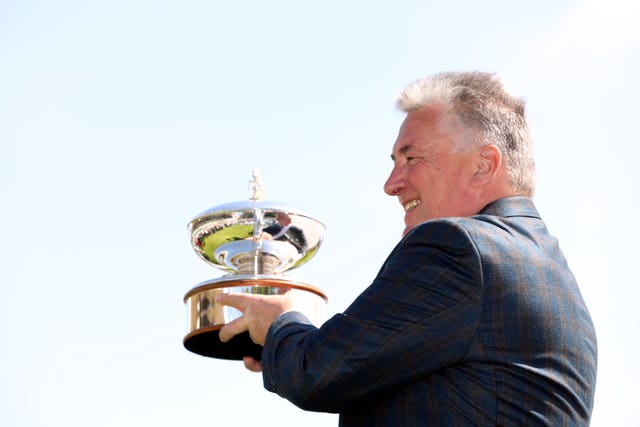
[{"xmin": 384, "ymin": 106, "xmax": 479, "ymax": 236}]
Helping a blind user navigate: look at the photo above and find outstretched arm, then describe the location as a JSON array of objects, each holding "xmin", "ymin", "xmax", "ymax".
[{"xmin": 261, "ymin": 221, "xmax": 484, "ymax": 412}]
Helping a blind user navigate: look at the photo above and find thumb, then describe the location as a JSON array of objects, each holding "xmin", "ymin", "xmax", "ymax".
[{"xmin": 242, "ymin": 356, "xmax": 263, "ymax": 372}]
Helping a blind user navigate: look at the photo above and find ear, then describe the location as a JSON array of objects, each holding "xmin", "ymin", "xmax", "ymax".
[{"xmin": 471, "ymin": 144, "xmax": 502, "ymax": 187}]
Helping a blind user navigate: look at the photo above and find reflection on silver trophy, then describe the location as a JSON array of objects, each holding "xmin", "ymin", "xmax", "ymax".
[{"xmin": 183, "ymin": 170, "xmax": 327, "ymax": 360}]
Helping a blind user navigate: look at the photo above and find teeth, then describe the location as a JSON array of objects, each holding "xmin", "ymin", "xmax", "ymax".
[{"xmin": 404, "ymin": 200, "xmax": 420, "ymax": 212}]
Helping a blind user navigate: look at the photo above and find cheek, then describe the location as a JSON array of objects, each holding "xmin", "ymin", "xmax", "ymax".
[
  {"xmin": 441, "ymin": 165, "xmax": 468, "ymax": 192},
  {"xmin": 428, "ymin": 177, "xmax": 462, "ymax": 211},
  {"xmin": 409, "ymin": 167, "xmax": 435, "ymax": 189}
]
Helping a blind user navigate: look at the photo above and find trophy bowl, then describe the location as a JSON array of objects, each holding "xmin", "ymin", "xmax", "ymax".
[
  {"xmin": 189, "ymin": 201, "xmax": 325, "ymax": 275},
  {"xmin": 183, "ymin": 173, "xmax": 327, "ymax": 360}
]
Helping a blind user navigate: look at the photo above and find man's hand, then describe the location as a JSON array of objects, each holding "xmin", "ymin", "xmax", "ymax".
[{"xmin": 215, "ymin": 292, "xmax": 294, "ymax": 346}]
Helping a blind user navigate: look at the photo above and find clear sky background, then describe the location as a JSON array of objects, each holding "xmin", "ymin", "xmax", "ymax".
[{"xmin": 1, "ymin": 0, "xmax": 638, "ymax": 425}]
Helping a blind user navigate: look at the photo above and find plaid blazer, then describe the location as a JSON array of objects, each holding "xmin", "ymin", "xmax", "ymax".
[{"xmin": 262, "ymin": 197, "xmax": 597, "ymax": 426}]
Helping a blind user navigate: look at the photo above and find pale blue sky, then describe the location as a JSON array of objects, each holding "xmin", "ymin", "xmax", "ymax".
[{"xmin": 1, "ymin": 1, "xmax": 638, "ymax": 425}]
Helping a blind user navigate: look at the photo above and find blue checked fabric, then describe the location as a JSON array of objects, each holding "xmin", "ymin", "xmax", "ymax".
[{"xmin": 261, "ymin": 197, "xmax": 597, "ymax": 426}]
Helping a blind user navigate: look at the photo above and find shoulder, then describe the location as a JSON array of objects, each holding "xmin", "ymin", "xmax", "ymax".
[
  {"xmin": 403, "ymin": 217, "xmax": 475, "ymax": 243},
  {"xmin": 398, "ymin": 216, "xmax": 483, "ymax": 258},
  {"xmin": 382, "ymin": 218, "xmax": 482, "ymax": 284}
]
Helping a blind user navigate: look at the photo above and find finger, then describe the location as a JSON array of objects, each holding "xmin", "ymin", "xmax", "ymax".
[
  {"xmin": 218, "ymin": 316, "xmax": 248, "ymax": 343},
  {"xmin": 242, "ymin": 356, "xmax": 263, "ymax": 373},
  {"xmin": 214, "ymin": 293, "xmax": 248, "ymax": 311}
]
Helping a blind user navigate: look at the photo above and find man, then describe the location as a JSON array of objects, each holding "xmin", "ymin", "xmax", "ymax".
[{"xmin": 216, "ymin": 71, "xmax": 597, "ymax": 425}]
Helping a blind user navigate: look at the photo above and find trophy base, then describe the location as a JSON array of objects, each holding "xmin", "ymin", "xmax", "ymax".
[
  {"xmin": 183, "ymin": 327, "xmax": 262, "ymax": 360},
  {"xmin": 183, "ymin": 276, "xmax": 327, "ymax": 360}
]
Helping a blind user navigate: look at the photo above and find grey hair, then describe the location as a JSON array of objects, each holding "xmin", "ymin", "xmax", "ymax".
[{"xmin": 396, "ymin": 71, "xmax": 535, "ymax": 196}]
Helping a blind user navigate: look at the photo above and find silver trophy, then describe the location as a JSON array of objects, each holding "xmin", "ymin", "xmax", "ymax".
[{"xmin": 183, "ymin": 170, "xmax": 327, "ymax": 360}]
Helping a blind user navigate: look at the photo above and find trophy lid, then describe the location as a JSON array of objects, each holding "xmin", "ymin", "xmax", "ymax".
[{"xmin": 188, "ymin": 171, "xmax": 325, "ymax": 274}]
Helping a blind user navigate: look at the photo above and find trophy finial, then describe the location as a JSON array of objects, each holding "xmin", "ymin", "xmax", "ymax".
[{"xmin": 249, "ymin": 169, "xmax": 265, "ymax": 202}]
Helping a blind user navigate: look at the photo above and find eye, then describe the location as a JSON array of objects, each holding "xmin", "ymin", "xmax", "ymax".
[{"xmin": 406, "ymin": 156, "xmax": 418, "ymax": 164}]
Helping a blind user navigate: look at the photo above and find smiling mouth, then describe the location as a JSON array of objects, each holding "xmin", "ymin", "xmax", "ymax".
[{"xmin": 404, "ymin": 200, "xmax": 420, "ymax": 212}]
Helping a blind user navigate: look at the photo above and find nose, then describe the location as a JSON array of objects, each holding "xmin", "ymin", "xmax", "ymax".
[{"xmin": 384, "ymin": 164, "xmax": 405, "ymax": 196}]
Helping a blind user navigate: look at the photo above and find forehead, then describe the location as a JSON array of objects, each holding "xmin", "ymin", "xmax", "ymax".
[{"xmin": 392, "ymin": 106, "xmax": 451, "ymax": 157}]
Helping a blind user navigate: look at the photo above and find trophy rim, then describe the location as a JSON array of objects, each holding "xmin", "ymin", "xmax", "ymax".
[
  {"xmin": 183, "ymin": 275, "xmax": 329, "ymax": 303},
  {"xmin": 188, "ymin": 200, "xmax": 326, "ymax": 227}
]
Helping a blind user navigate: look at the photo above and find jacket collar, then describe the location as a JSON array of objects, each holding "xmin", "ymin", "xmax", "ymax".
[{"xmin": 478, "ymin": 196, "xmax": 540, "ymax": 219}]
